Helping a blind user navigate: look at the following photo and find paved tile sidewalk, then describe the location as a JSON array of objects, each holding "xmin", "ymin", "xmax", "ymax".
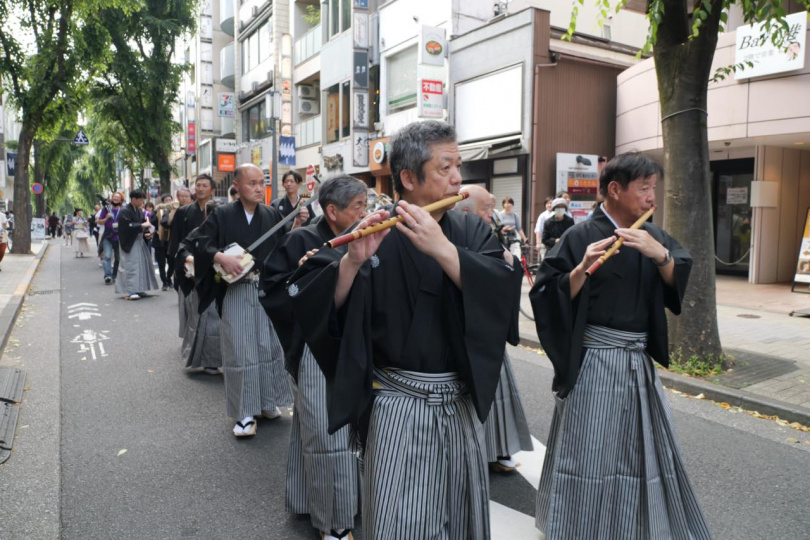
[
  {"xmin": 518, "ymin": 275, "xmax": 810, "ymax": 419},
  {"xmin": 0, "ymin": 241, "xmax": 47, "ymax": 351}
]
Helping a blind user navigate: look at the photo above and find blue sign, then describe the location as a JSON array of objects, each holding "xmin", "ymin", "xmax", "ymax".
[
  {"xmin": 354, "ymin": 0, "xmax": 368, "ymax": 8},
  {"xmin": 73, "ymin": 129, "xmax": 89, "ymax": 145},
  {"xmin": 6, "ymin": 152, "xmax": 16, "ymax": 177},
  {"xmin": 279, "ymin": 136, "xmax": 296, "ymax": 166}
]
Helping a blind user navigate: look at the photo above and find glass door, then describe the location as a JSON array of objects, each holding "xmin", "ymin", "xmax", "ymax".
[{"xmin": 712, "ymin": 159, "xmax": 754, "ymax": 275}]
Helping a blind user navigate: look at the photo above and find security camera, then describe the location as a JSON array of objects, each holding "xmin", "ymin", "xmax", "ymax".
[
  {"xmin": 724, "ymin": 141, "xmax": 731, "ymax": 147},
  {"xmin": 576, "ymin": 155, "xmax": 592, "ymax": 166}
]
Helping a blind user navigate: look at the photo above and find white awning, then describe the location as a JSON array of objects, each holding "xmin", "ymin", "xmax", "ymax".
[{"xmin": 457, "ymin": 135, "xmax": 523, "ymax": 162}]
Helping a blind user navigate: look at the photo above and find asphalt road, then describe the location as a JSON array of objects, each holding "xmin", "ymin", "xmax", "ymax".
[{"xmin": 2, "ymin": 241, "xmax": 810, "ymax": 540}]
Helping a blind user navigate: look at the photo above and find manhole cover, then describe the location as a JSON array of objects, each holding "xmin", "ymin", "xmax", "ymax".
[{"xmin": 736, "ymin": 313, "xmax": 761, "ymax": 319}]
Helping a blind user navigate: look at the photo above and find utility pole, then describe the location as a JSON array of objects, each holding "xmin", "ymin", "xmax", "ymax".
[{"xmin": 266, "ymin": 70, "xmax": 281, "ymax": 201}]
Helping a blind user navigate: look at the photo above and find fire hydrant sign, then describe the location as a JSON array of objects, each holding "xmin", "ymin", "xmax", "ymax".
[{"xmin": 418, "ymin": 79, "xmax": 443, "ymax": 118}]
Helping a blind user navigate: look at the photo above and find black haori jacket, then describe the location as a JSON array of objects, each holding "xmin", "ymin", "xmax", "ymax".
[
  {"xmin": 529, "ymin": 205, "xmax": 692, "ymax": 399},
  {"xmin": 117, "ymin": 203, "xmax": 146, "ymax": 254}
]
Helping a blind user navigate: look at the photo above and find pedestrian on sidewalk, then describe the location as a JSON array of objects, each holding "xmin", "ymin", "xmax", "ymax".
[
  {"xmin": 533, "ymin": 196, "xmax": 554, "ymax": 257},
  {"xmin": 261, "ymin": 175, "xmax": 364, "ymax": 540},
  {"xmin": 499, "ymin": 196, "xmax": 527, "ymax": 260},
  {"xmin": 64, "ymin": 214, "xmax": 74, "ymax": 246},
  {"xmin": 530, "ymin": 152, "xmax": 711, "ymax": 540},
  {"xmin": 97, "ymin": 193, "xmax": 124, "ymax": 284},
  {"xmin": 88, "ymin": 205, "xmax": 99, "ymax": 247},
  {"xmin": 287, "ymin": 121, "xmax": 517, "ymax": 539},
  {"xmin": 167, "ymin": 187, "xmax": 192, "ymax": 336},
  {"xmin": 115, "ymin": 190, "xmax": 159, "ymax": 301},
  {"xmin": 73, "ymin": 209, "xmax": 90, "ymax": 258},
  {"xmin": 458, "ymin": 185, "xmax": 534, "ymax": 474},
  {"xmin": 0, "ymin": 210, "xmax": 8, "ymax": 270},
  {"xmin": 48, "ymin": 212, "xmax": 59, "ymax": 239},
  {"xmin": 190, "ymin": 164, "xmax": 301, "ymax": 438},
  {"xmin": 541, "ymin": 198, "xmax": 574, "ymax": 249}
]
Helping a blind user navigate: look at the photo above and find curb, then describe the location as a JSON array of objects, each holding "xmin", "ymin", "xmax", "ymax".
[
  {"xmin": 518, "ymin": 333, "xmax": 810, "ymax": 427},
  {"xmin": 0, "ymin": 243, "xmax": 50, "ymax": 357}
]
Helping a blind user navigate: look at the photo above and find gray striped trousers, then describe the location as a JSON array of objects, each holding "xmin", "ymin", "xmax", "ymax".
[
  {"xmin": 483, "ymin": 351, "xmax": 533, "ymax": 461},
  {"xmin": 363, "ymin": 368, "xmax": 490, "ymax": 540},
  {"xmin": 286, "ymin": 346, "xmax": 359, "ymax": 532},
  {"xmin": 219, "ymin": 282, "xmax": 292, "ymax": 420},
  {"xmin": 536, "ymin": 324, "xmax": 712, "ymax": 540}
]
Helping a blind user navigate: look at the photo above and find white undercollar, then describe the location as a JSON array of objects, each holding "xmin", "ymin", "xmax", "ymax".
[{"xmin": 600, "ymin": 204, "xmax": 620, "ymax": 229}]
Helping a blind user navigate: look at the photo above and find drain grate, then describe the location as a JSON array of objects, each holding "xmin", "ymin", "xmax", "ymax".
[
  {"xmin": 709, "ymin": 349, "xmax": 798, "ymax": 389},
  {"xmin": 28, "ymin": 289, "xmax": 60, "ymax": 296},
  {"xmin": 736, "ymin": 313, "xmax": 761, "ymax": 319}
]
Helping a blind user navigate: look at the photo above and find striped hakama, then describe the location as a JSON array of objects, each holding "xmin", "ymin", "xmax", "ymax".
[
  {"xmin": 181, "ymin": 292, "xmax": 222, "ymax": 369},
  {"xmin": 483, "ymin": 351, "xmax": 533, "ymax": 462},
  {"xmin": 286, "ymin": 346, "xmax": 359, "ymax": 532},
  {"xmin": 364, "ymin": 368, "xmax": 490, "ymax": 540},
  {"xmin": 220, "ymin": 281, "xmax": 292, "ymax": 419},
  {"xmin": 177, "ymin": 289, "xmax": 191, "ymax": 338},
  {"xmin": 115, "ymin": 237, "xmax": 159, "ymax": 296},
  {"xmin": 536, "ymin": 325, "xmax": 712, "ymax": 540}
]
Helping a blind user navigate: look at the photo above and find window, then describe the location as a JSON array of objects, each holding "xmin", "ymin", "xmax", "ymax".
[
  {"xmin": 324, "ymin": 0, "xmax": 351, "ymax": 40},
  {"xmin": 242, "ymin": 19, "xmax": 273, "ymax": 73},
  {"xmin": 369, "ymin": 65, "xmax": 380, "ymax": 128},
  {"xmin": 386, "ymin": 46, "xmax": 417, "ymax": 112},
  {"xmin": 242, "ymin": 100, "xmax": 269, "ymax": 141},
  {"xmin": 324, "ymin": 81, "xmax": 350, "ymax": 144}
]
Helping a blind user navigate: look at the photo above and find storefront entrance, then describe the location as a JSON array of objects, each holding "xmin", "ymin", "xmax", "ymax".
[{"xmin": 712, "ymin": 158, "xmax": 754, "ymax": 276}]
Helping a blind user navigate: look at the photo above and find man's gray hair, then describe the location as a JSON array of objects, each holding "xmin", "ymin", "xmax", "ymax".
[
  {"xmin": 389, "ymin": 121, "xmax": 457, "ymax": 196},
  {"xmin": 318, "ymin": 174, "xmax": 368, "ymax": 210},
  {"xmin": 176, "ymin": 187, "xmax": 191, "ymax": 197}
]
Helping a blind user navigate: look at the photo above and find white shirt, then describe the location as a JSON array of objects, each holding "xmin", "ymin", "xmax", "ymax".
[
  {"xmin": 534, "ymin": 209, "xmax": 553, "ymax": 234},
  {"xmin": 245, "ymin": 209, "xmax": 254, "ymax": 224}
]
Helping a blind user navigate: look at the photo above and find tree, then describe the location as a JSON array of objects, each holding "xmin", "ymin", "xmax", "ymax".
[
  {"xmin": 567, "ymin": 1, "xmax": 808, "ymax": 363},
  {"xmin": 92, "ymin": 0, "xmax": 195, "ymax": 194},
  {"xmin": 0, "ymin": 0, "xmax": 120, "ymax": 253}
]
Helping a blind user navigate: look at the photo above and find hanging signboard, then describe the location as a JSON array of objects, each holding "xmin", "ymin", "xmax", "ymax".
[
  {"xmin": 218, "ymin": 92, "xmax": 235, "ymax": 117},
  {"xmin": 792, "ymin": 206, "xmax": 810, "ymax": 293},
  {"xmin": 556, "ymin": 153, "xmax": 599, "ymax": 223},
  {"xmin": 217, "ymin": 153, "xmax": 235, "ymax": 172},
  {"xmin": 419, "ymin": 25, "xmax": 446, "ymax": 67},
  {"xmin": 417, "ymin": 79, "xmax": 443, "ymax": 118},
  {"xmin": 187, "ymin": 121, "xmax": 196, "ymax": 155},
  {"xmin": 279, "ymin": 136, "xmax": 296, "ymax": 166},
  {"xmin": 735, "ymin": 10, "xmax": 807, "ymax": 80},
  {"xmin": 353, "ymin": 51, "xmax": 369, "ymax": 88}
]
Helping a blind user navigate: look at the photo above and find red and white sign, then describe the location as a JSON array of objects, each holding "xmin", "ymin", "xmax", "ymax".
[
  {"xmin": 187, "ymin": 121, "xmax": 196, "ymax": 155},
  {"xmin": 306, "ymin": 164, "xmax": 316, "ymax": 193},
  {"xmin": 418, "ymin": 79, "xmax": 443, "ymax": 118}
]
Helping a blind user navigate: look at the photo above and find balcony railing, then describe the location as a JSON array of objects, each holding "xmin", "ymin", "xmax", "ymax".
[
  {"xmin": 220, "ymin": 0, "xmax": 234, "ymax": 36},
  {"xmin": 294, "ymin": 25, "xmax": 322, "ymax": 66},
  {"xmin": 295, "ymin": 114, "xmax": 322, "ymax": 148}
]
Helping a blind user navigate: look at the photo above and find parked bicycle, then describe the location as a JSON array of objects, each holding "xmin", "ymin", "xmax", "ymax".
[{"xmin": 519, "ymin": 244, "xmax": 539, "ymax": 321}]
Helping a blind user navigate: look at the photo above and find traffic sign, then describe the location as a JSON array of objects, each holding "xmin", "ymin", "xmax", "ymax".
[
  {"xmin": 73, "ymin": 129, "xmax": 89, "ymax": 145},
  {"xmin": 31, "ymin": 183, "xmax": 44, "ymax": 195}
]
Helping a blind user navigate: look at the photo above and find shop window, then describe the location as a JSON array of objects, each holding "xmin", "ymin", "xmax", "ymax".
[
  {"xmin": 369, "ymin": 65, "xmax": 380, "ymax": 128},
  {"xmin": 386, "ymin": 46, "xmax": 417, "ymax": 113},
  {"xmin": 242, "ymin": 100, "xmax": 269, "ymax": 141},
  {"xmin": 324, "ymin": 81, "xmax": 350, "ymax": 144}
]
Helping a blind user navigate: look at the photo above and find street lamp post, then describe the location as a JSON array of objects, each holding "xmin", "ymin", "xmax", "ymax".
[{"xmin": 266, "ymin": 71, "xmax": 281, "ymax": 201}]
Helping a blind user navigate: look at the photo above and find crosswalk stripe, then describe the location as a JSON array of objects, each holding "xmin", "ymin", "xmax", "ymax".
[
  {"xmin": 513, "ymin": 435, "xmax": 546, "ymax": 491},
  {"xmin": 489, "ymin": 501, "xmax": 544, "ymax": 539}
]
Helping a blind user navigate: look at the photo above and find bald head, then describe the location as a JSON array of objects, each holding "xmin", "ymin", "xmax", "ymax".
[
  {"xmin": 234, "ymin": 163, "xmax": 263, "ymax": 182},
  {"xmin": 458, "ymin": 185, "xmax": 493, "ymax": 224}
]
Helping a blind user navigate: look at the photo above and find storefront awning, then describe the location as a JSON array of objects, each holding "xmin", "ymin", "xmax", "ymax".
[{"xmin": 457, "ymin": 135, "xmax": 523, "ymax": 162}]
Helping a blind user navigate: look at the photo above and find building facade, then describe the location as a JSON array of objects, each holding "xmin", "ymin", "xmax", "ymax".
[{"xmin": 616, "ymin": 6, "xmax": 810, "ymax": 284}]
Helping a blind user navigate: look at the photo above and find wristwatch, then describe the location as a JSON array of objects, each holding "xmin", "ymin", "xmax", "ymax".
[{"xmin": 654, "ymin": 249, "xmax": 672, "ymax": 267}]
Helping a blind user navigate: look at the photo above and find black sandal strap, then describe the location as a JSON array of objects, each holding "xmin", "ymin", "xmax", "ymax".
[{"xmin": 330, "ymin": 530, "xmax": 351, "ymax": 539}]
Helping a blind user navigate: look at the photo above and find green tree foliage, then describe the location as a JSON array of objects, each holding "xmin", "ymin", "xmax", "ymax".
[
  {"xmin": 0, "ymin": 0, "xmax": 124, "ymax": 253},
  {"xmin": 566, "ymin": 1, "xmax": 809, "ymax": 362},
  {"xmin": 91, "ymin": 0, "xmax": 196, "ymax": 195}
]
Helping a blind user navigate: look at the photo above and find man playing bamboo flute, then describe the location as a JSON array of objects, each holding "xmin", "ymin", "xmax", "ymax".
[
  {"xmin": 287, "ymin": 121, "xmax": 519, "ymax": 540},
  {"xmin": 115, "ymin": 190, "xmax": 160, "ymax": 300},
  {"xmin": 530, "ymin": 152, "xmax": 712, "ymax": 540},
  {"xmin": 260, "ymin": 175, "xmax": 367, "ymax": 540},
  {"xmin": 176, "ymin": 199, "xmax": 223, "ymax": 375},
  {"xmin": 171, "ymin": 177, "xmax": 212, "ymax": 339},
  {"xmin": 457, "ymin": 185, "xmax": 533, "ymax": 473},
  {"xmin": 189, "ymin": 163, "xmax": 305, "ymax": 437}
]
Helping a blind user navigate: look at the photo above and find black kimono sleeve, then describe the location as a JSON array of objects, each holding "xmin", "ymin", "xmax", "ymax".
[
  {"xmin": 168, "ymin": 205, "xmax": 188, "ymax": 258},
  {"xmin": 175, "ymin": 226, "xmax": 202, "ymax": 297},
  {"xmin": 189, "ymin": 208, "xmax": 227, "ymax": 314},
  {"xmin": 117, "ymin": 207, "xmax": 143, "ymax": 254}
]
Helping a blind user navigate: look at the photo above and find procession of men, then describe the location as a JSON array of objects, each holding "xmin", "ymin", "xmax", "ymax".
[{"xmin": 164, "ymin": 120, "xmax": 710, "ymax": 540}]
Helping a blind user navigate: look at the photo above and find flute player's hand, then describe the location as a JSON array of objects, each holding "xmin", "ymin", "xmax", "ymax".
[
  {"xmin": 614, "ymin": 228, "xmax": 667, "ymax": 263},
  {"xmin": 395, "ymin": 201, "xmax": 451, "ymax": 260},
  {"xmin": 576, "ymin": 236, "xmax": 617, "ymax": 274},
  {"xmin": 346, "ymin": 210, "xmax": 390, "ymax": 266}
]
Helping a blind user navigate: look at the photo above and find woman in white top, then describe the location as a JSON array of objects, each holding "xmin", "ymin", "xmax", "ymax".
[
  {"xmin": 72, "ymin": 209, "xmax": 90, "ymax": 257},
  {"xmin": 499, "ymin": 197, "xmax": 527, "ymax": 260},
  {"xmin": 0, "ymin": 211, "xmax": 8, "ymax": 270}
]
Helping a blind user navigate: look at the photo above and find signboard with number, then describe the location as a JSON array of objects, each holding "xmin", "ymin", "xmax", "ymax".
[
  {"xmin": 735, "ymin": 10, "xmax": 807, "ymax": 80},
  {"xmin": 556, "ymin": 153, "xmax": 598, "ymax": 223},
  {"xmin": 306, "ymin": 164, "xmax": 316, "ymax": 193},
  {"xmin": 217, "ymin": 154, "xmax": 235, "ymax": 172}
]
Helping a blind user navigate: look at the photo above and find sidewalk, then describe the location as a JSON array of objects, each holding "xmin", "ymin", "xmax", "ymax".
[
  {"xmin": 0, "ymin": 240, "xmax": 48, "ymax": 353},
  {"xmin": 519, "ymin": 275, "xmax": 810, "ymax": 425}
]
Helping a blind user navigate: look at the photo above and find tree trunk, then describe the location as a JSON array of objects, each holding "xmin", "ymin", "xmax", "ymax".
[
  {"xmin": 34, "ymin": 141, "xmax": 44, "ymax": 218},
  {"xmin": 653, "ymin": 3, "xmax": 724, "ymax": 361},
  {"xmin": 11, "ymin": 127, "xmax": 34, "ymax": 254},
  {"xmin": 159, "ymin": 162, "xmax": 171, "ymax": 195}
]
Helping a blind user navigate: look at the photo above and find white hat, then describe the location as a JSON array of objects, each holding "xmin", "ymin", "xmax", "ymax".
[{"xmin": 552, "ymin": 197, "xmax": 568, "ymax": 210}]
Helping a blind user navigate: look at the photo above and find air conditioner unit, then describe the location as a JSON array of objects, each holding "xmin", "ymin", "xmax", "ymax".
[
  {"xmin": 238, "ymin": 90, "xmax": 247, "ymax": 101},
  {"xmin": 298, "ymin": 98, "xmax": 320, "ymax": 115},
  {"xmin": 297, "ymin": 85, "xmax": 316, "ymax": 99},
  {"xmin": 252, "ymin": 6, "xmax": 259, "ymax": 17},
  {"xmin": 252, "ymin": 81, "xmax": 260, "ymax": 92}
]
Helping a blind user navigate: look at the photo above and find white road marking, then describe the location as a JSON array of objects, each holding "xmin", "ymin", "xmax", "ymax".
[
  {"xmin": 513, "ymin": 436, "xmax": 547, "ymax": 490},
  {"xmin": 490, "ymin": 501, "xmax": 544, "ymax": 539},
  {"xmin": 70, "ymin": 330, "xmax": 110, "ymax": 359}
]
